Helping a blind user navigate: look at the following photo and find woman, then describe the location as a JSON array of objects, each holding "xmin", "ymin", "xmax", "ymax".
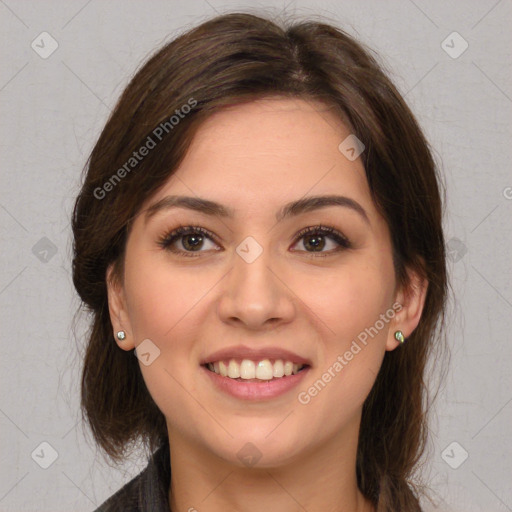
[{"xmin": 72, "ymin": 11, "xmax": 448, "ymax": 512}]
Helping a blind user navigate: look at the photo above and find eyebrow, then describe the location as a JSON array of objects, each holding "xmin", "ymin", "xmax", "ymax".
[{"xmin": 144, "ymin": 194, "xmax": 370, "ymax": 225}]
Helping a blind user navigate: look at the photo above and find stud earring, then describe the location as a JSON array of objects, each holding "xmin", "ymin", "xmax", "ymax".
[
  {"xmin": 116, "ymin": 331, "xmax": 126, "ymax": 341},
  {"xmin": 394, "ymin": 330, "xmax": 405, "ymax": 344}
]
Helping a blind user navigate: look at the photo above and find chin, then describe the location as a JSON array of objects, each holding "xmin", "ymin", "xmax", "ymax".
[{"xmin": 208, "ymin": 426, "xmax": 307, "ymax": 469}]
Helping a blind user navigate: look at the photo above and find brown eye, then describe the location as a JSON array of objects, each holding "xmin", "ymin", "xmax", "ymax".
[
  {"xmin": 292, "ymin": 225, "xmax": 351, "ymax": 256},
  {"xmin": 158, "ymin": 226, "xmax": 220, "ymax": 257}
]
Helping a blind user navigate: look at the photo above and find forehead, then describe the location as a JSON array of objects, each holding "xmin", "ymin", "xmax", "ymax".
[
  {"xmin": 138, "ymin": 97, "xmax": 375, "ymax": 223},
  {"xmin": 186, "ymin": 97, "xmax": 355, "ymax": 170}
]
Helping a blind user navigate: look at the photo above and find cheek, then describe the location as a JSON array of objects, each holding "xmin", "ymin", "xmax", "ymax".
[
  {"xmin": 123, "ymin": 252, "xmax": 205, "ymax": 342},
  {"xmin": 124, "ymin": 271, "xmax": 172, "ymax": 340},
  {"xmin": 122, "ymin": 255, "xmax": 206, "ymax": 418},
  {"xmin": 292, "ymin": 258, "xmax": 393, "ymax": 415},
  {"xmin": 296, "ymin": 259, "xmax": 395, "ymax": 342}
]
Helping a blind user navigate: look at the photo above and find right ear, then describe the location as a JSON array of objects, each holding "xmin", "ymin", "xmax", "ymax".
[{"xmin": 106, "ymin": 262, "xmax": 135, "ymax": 351}]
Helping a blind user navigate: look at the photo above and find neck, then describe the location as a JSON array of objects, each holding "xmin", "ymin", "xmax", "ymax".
[{"xmin": 166, "ymin": 414, "xmax": 375, "ymax": 512}]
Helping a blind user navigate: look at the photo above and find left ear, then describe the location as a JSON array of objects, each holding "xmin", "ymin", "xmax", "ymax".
[
  {"xmin": 106, "ymin": 261, "xmax": 135, "ymax": 351},
  {"xmin": 386, "ymin": 265, "xmax": 428, "ymax": 351}
]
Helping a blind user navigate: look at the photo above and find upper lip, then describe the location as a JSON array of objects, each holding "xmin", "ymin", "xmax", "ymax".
[{"xmin": 201, "ymin": 345, "xmax": 312, "ymax": 366}]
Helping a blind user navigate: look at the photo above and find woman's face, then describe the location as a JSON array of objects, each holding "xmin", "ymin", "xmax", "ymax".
[{"xmin": 108, "ymin": 97, "xmax": 421, "ymax": 468}]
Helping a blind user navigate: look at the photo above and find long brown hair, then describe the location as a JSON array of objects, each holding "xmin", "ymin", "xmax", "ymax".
[{"xmin": 72, "ymin": 11, "xmax": 448, "ymax": 511}]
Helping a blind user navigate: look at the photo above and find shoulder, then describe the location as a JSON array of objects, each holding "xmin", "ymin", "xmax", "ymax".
[
  {"xmin": 92, "ymin": 471, "xmax": 141, "ymax": 512},
  {"xmin": 91, "ymin": 442, "xmax": 171, "ymax": 512}
]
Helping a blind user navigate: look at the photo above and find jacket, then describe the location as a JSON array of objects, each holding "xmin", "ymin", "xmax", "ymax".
[{"xmin": 93, "ymin": 441, "xmax": 171, "ymax": 512}]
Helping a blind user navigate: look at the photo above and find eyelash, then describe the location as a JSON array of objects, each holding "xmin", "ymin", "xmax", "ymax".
[{"xmin": 157, "ymin": 224, "xmax": 351, "ymax": 258}]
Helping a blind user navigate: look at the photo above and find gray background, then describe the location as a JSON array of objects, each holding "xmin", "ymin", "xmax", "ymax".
[{"xmin": 1, "ymin": 0, "xmax": 511, "ymax": 511}]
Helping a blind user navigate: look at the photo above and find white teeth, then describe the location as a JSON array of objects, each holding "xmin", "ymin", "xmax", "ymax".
[
  {"xmin": 240, "ymin": 359, "xmax": 255, "ymax": 379},
  {"xmin": 206, "ymin": 358, "xmax": 305, "ymax": 380},
  {"xmin": 228, "ymin": 359, "xmax": 240, "ymax": 378},
  {"xmin": 273, "ymin": 359, "xmax": 284, "ymax": 378},
  {"xmin": 219, "ymin": 360, "xmax": 228, "ymax": 377},
  {"xmin": 256, "ymin": 359, "xmax": 273, "ymax": 380}
]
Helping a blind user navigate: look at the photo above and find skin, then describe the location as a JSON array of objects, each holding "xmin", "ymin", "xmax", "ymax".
[{"xmin": 107, "ymin": 97, "xmax": 428, "ymax": 512}]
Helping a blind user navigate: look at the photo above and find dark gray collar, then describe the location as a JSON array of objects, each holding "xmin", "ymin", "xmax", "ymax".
[{"xmin": 94, "ymin": 441, "xmax": 171, "ymax": 512}]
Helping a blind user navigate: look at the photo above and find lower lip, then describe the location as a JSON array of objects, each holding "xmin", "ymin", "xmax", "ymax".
[{"xmin": 201, "ymin": 365, "xmax": 311, "ymax": 401}]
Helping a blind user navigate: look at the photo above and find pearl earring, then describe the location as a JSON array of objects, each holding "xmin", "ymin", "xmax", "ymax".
[
  {"xmin": 394, "ymin": 330, "xmax": 405, "ymax": 344},
  {"xmin": 116, "ymin": 331, "xmax": 126, "ymax": 341}
]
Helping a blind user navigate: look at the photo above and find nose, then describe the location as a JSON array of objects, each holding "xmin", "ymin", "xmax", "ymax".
[{"xmin": 217, "ymin": 245, "xmax": 296, "ymax": 330}]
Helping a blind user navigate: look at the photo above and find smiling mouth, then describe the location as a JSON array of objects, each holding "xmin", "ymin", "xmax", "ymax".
[{"xmin": 202, "ymin": 358, "xmax": 309, "ymax": 382}]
